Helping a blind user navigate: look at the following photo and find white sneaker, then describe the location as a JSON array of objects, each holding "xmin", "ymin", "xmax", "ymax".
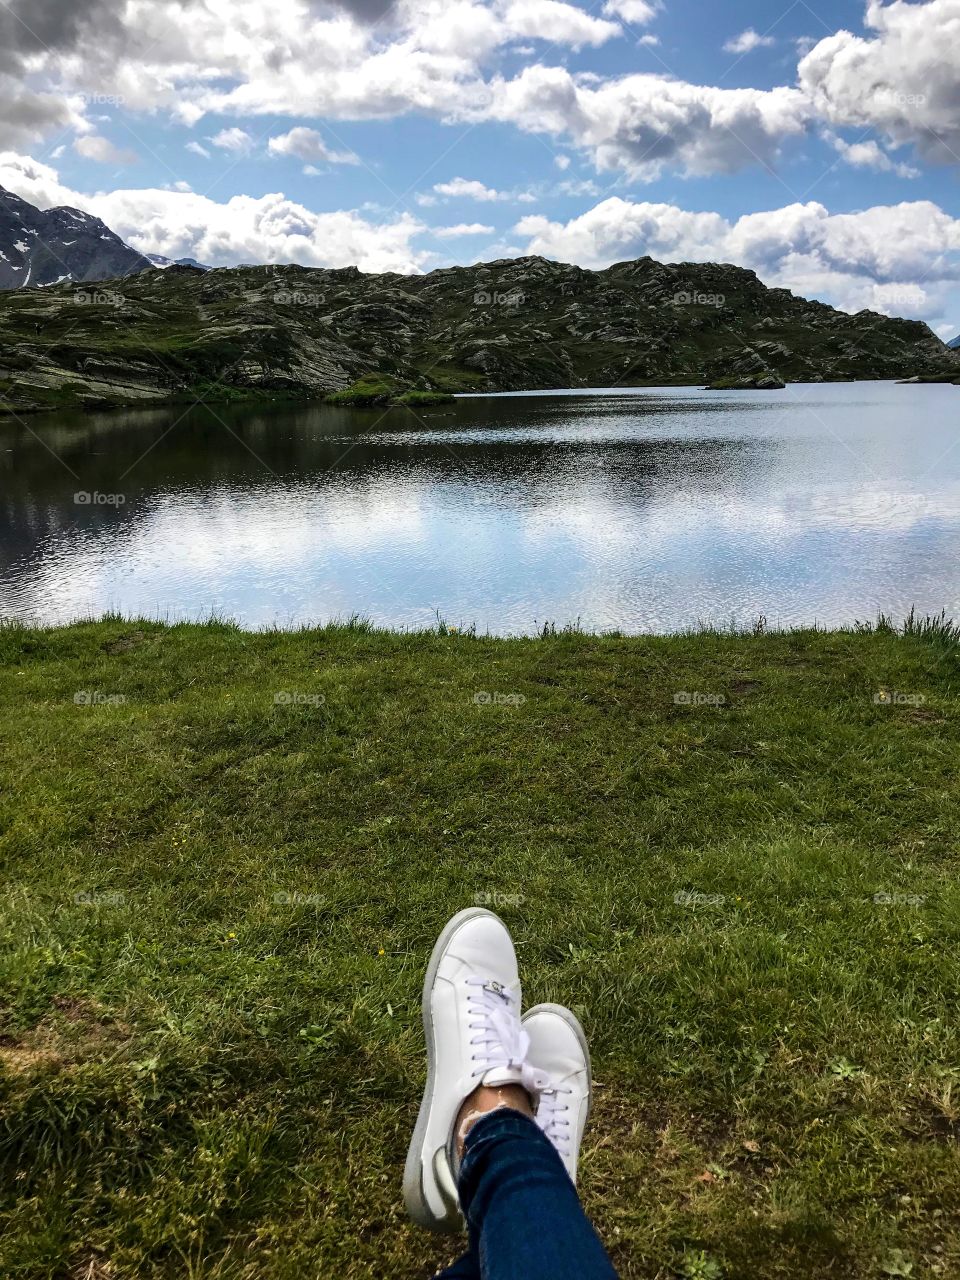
[
  {"xmin": 522, "ymin": 1003, "xmax": 592, "ymax": 1185},
  {"xmin": 403, "ymin": 908, "xmax": 548, "ymax": 1233}
]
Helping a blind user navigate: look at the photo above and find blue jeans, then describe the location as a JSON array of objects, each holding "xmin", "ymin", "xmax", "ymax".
[{"xmin": 434, "ymin": 1109, "xmax": 619, "ymax": 1280}]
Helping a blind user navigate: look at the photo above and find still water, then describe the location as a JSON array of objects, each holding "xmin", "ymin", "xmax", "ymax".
[{"xmin": 1, "ymin": 383, "xmax": 958, "ymax": 634}]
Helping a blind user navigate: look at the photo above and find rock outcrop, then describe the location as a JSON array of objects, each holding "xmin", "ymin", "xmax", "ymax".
[{"xmin": 1, "ymin": 254, "xmax": 957, "ymax": 414}]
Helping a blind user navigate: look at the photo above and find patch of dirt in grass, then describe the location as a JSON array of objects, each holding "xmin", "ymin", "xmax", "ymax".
[
  {"xmin": 0, "ymin": 1034, "xmax": 61, "ymax": 1075},
  {"xmin": 904, "ymin": 1101, "xmax": 960, "ymax": 1142},
  {"xmin": 0, "ymin": 997, "xmax": 130, "ymax": 1076},
  {"xmin": 900, "ymin": 707, "xmax": 946, "ymax": 725},
  {"xmin": 102, "ymin": 630, "xmax": 145, "ymax": 655},
  {"xmin": 729, "ymin": 678, "xmax": 761, "ymax": 696}
]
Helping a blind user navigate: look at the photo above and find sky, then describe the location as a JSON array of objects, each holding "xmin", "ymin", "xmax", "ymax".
[{"xmin": 0, "ymin": 0, "xmax": 958, "ymax": 337}]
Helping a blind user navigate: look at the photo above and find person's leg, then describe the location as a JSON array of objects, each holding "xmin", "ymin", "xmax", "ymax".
[
  {"xmin": 434, "ymin": 1251, "xmax": 481, "ymax": 1280},
  {"xmin": 406, "ymin": 910, "xmax": 617, "ymax": 1280},
  {"xmin": 456, "ymin": 1108, "xmax": 618, "ymax": 1280}
]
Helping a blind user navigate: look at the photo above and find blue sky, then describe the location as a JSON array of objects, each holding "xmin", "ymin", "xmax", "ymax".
[{"xmin": 0, "ymin": 0, "xmax": 958, "ymax": 336}]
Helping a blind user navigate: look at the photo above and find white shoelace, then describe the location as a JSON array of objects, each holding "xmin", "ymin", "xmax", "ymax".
[
  {"xmin": 465, "ymin": 975, "xmax": 544, "ymax": 1095},
  {"xmin": 535, "ymin": 1085, "xmax": 574, "ymax": 1157}
]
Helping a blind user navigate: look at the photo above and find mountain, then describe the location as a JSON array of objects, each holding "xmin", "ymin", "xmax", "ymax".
[
  {"xmin": 948, "ymin": 334, "xmax": 960, "ymax": 349},
  {"xmin": 1, "ymin": 256, "xmax": 958, "ymax": 413},
  {"xmin": 146, "ymin": 254, "xmax": 211, "ymax": 271},
  {"xmin": 0, "ymin": 185, "xmax": 152, "ymax": 290}
]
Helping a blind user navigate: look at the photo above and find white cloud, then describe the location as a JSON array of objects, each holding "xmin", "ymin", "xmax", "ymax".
[
  {"xmin": 515, "ymin": 195, "xmax": 960, "ymax": 325},
  {"xmin": 267, "ymin": 127, "xmax": 360, "ymax": 165},
  {"xmin": 209, "ymin": 127, "xmax": 255, "ymax": 154},
  {"xmin": 5, "ymin": 146, "xmax": 957, "ymax": 332},
  {"xmin": 74, "ymin": 134, "xmax": 138, "ymax": 164},
  {"xmin": 0, "ymin": 0, "xmax": 806, "ymax": 187},
  {"xmin": 2, "ymin": 0, "xmax": 955, "ymax": 193},
  {"xmin": 433, "ymin": 222, "xmax": 496, "ymax": 236},
  {"xmin": 485, "ymin": 65, "xmax": 811, "ymax": 178},
  {"xmin": 434, "ymin": 176, "xmax": 503, "ymax": 200},
  {"xmin": 186, "ymin": 141, "xmax": 211, "ymax": 158},
  {"xmin": 637, "ymin": 34, "xmax": 659, "ymax": 46},
  {"xmin": 501, "ymin": 0, "xmax": 620, "ymax": 48},
  {"xmin": 723, "ymin": 28, "xmax": 775, "ymax": 55},
  {"xmin": 602, "ymin": 0, "xmax": 658, "ymax": 23},
  {"xmin": 554, "ymin": 154, "xmax": 571, "ymax": 170},
  {"xmin": 824, "ymin": 131, "xmax": 919, "ymax": 179},
  {"xmin": 0, "ymin": 150, "xmax": 431, "ymax": 274},
  {"xmin": 799, "ymin": 0, "xmax": 960, "ymax": 164}
]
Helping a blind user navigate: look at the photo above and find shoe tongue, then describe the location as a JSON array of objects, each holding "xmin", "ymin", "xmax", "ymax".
[{"xmin": 480, "ymin": 1064, "xmax": 525, "ymax": 1088}]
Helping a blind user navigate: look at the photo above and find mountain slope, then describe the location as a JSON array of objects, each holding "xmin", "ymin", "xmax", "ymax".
[
  {"xmin": 0, "ymin": 186, "xmax": 151, "ymax": 290},
  {"xmin": 0, "ymin": 255, "xmax": 957, "ymax": 413},
  {"xmin": 948, "ymin": 334, "xmax": 960, "ymax": 349},
  {"xmin": 146, "ymin": 254, "xmax": 211, "ymax": 271}
]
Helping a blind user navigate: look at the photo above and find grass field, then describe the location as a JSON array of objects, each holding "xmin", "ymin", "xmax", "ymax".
[{"xmin": 1, "ymin": 616, "xmax": 959, "ymax": 1279}]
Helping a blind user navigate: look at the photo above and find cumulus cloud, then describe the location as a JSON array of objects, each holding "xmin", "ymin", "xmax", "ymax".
[
  {"xmin": 824, "ymin": 131, "xmax": 919, "ymax": 178},
  {"xmin": 74, "ymin": 134, "xmax": 138, "ymax": 164},
  {"xmin": 799, "ymin": 0, "xmax": 960, "ymax": 164},
  {"xmin": 723, "ymin": 28, "xmax": 775, "ymax": 54},
  {"xmin": 186, "ymin": 140, "xmax": 211, "ymax": 158},
  {"xmin": 0, "ymin": 150, "xmax": 431, "ymax": 273},
  {"xmin": 515, "ymin": 195, "xmax": 960, "ymax": 324},
  {"xmin": 433, "ymin": 222, "xmax": 496, "ymax": 236},
  {"xmin": 0, "ymin": 0, "xmax": 125, "ymax": 71},
  {"xmin": 2, "ymin": 145, "xmax": 957, "ymax": 329},
  {"xmin": 0, "ymin": 0, "xmax": 956, "ymax": 193},
  {"xmin": 323, "ymin": 0, "xmax": 399, "ymax": 19},
  {"xmin": 485, "ymin": 66, "xmax": 811, "ymax": 178},
  {"xmin": 210, "ymin": 127, "xmax": 255, "ymax": 154},
  {"xmin": 268, "ymin": 126, "xmax": 360, "ymax": 165},
  {"xmin": 0, "ymin": 80, "xmax": 76, "ymax": 148},
  {"xmin": 602, "ymin": 0, "xmax": 658, "ymax": 23},
  {"xmin": 433, "ymin": 176, "xmax": 503, "ymax": 200},
  {"xmin": 501, "ymin": 0, "xmax": 619, "ymax": 48}
]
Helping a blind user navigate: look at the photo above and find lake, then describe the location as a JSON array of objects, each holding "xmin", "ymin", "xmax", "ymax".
[{"xmin": 2, "ymin": 381, "xmax": 959, "ymax": 634}]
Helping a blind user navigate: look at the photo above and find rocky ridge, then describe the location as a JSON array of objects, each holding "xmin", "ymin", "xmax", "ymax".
[{"xmin": 0, "ymin": 254, "xmax": 957, "ymax": 413}]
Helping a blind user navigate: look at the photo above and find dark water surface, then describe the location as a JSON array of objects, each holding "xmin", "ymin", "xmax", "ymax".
[{"xmin": 2, "ymin": 383, "xmax": 958, "ymax": 633}]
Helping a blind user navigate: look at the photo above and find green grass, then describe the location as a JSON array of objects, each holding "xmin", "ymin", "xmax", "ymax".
[
  {"xmin": 2, "ymin": 616, "xmax": 960, "ymax": 1279},
  {"xmin": 324, "ymin": 378, "xmax": 396, "ymax": 406},
  {"xmin": 394, "ymin": 390, "xmax": 456, "ymax": 406}
]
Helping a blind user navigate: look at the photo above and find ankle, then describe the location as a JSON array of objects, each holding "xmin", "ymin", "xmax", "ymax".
[{"xmin": 455, "ymin": 1083, "xmax": 534, "ymax": 1158}]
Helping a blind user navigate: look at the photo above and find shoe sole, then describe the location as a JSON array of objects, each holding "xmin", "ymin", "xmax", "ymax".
[
  {"xmin": 523, "ymin": 1001, "xmax": 593, "ymax": 1122},
  {"xmin": 403, "ymin": 906, "xmax": 507, "ymax": 1233}
]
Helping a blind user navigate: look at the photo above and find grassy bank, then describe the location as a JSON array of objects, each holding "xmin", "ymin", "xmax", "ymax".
[{"xmin": 1, "ymin": 617, "xmax": 959, "ymax": 1279}]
